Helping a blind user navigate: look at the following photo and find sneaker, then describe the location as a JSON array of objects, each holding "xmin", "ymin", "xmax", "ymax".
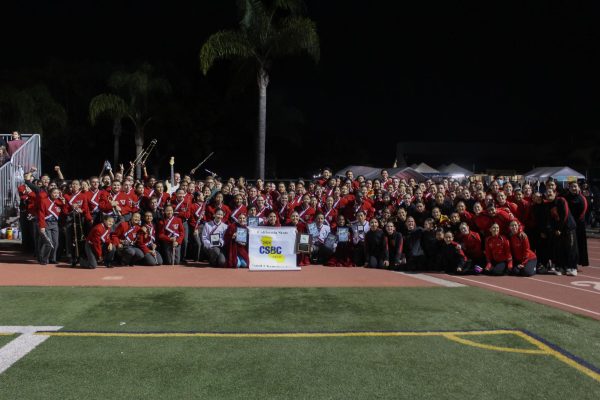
[
  {"xmin": 566, "ymin": 269, "xmax": 578, "ymax": 277},
  {"xmin": 548, "ymin": 267, "xmax": 562, "ymax": 276},
  {"xmin": 473, "ymin": 265, "xmax": 483, "ymax": 274}
]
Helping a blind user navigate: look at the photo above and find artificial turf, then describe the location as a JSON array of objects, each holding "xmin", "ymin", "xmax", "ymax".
[
  {"xmin": 0, "ymin": 287, "xmax": 599, "ymax": 399},
  {"xmin": 0, "ymin": 334, "xmax": 15, "ymax": 348}
]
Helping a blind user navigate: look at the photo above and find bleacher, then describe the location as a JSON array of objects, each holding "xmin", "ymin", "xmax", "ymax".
[{"xmin": 0, "ymin": 134, "xmax": 41, "ymax": 227}]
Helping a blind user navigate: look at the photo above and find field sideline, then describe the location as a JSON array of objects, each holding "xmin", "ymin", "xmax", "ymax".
[{"xmin": 0, "ymin": 286, "xmax": 599, "ymax": 399}]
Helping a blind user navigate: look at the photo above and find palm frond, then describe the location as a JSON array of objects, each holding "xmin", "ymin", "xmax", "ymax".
[
  {"xmin": 269, "ymin": 16, "xmax": 320, "ymax": 62},
  {"xmin": 200, "ymin": 30, "xmax": 256, "ymax": 75},
  {"xmin": 89, "ymin": 94, "xmax": 129, "ymax": 125},
  {"xmin": 273, "ymin": 0, "xmax": 306, "ymax": 14}
]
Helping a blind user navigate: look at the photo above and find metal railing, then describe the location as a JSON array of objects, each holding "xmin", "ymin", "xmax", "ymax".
[
  {"xmin": 0, "ymin": 133, "xmax": 33, "ymax": 146},
  {"xmin": 0, "ymin": 134, "xmax": 41, "ymax": 225}
]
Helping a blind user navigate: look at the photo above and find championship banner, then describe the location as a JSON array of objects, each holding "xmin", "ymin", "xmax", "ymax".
[{"xmin": 248, "ymin": 226, "xmax": 300, "ymax": 271}]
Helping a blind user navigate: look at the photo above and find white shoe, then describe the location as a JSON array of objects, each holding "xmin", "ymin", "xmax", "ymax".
[
  {"xmin": 548, "ymin": 267, "xmax": 562, "ymax": 276},
  {"xmin": 566, "ymin": 269, "xmax": 578, "ymax": 277}
]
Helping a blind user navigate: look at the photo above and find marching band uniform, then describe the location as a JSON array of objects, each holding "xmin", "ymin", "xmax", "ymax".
[
  {"xmin": 112, "ymin": 220, "xmax": 144, "ymax": 265},
  {"xmin": 158, "ymin": 215, "xmax": 185, "ymax": 265},
  {"xmin": 82, "ymin": 220, "xmax": 117, "ymax": 268},
  {"xmin": 136, "ymin": 223, "xmax": 163, "ymax": 265},
  {"xmin": 37, "ymin": 195, "xmax": 65, "ymax": 264}
]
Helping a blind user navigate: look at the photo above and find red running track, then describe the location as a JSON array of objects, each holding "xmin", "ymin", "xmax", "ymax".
[
  {"xmin": 433, "ymin": 238, "xmax": 600, "ymax": 320},
  {"xmin": 1, "ymin": 240, "xmax": 599, "ymax": 320}
]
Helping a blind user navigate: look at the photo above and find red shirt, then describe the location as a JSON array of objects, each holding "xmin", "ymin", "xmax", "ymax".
[
  {"xmin": 86, "ymin": 223, "xmax": 118, "ymax": 258},
  {"xmin": 509, "ymin": 233, "xmax": 536, "ymax": 265},
  {"xmin": 459, "ymin": 231, "xmax": 483, "ymax": 260},
  {"xmin": 112, "ymin": 221, "xmax": 141, "ymax": 246},
  {"xmin": 63, "ymin": 191, "xmax": 92, "ymax": 222},
  {"xmin": 157, "ymin": 216, "xmax": 185, "ymax": 245},
  {"xmin": 485, "ymin": 235, "xmax": 512, "ymax": 268},
  {"xmin": 38, "ymin": 197, "xmax": 65, "ymax": 229}
]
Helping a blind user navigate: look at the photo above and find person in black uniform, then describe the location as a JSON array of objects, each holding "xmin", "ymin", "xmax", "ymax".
[{"xmin": 565, "ymin": 182, "xmax": 588, "ymax": 267}]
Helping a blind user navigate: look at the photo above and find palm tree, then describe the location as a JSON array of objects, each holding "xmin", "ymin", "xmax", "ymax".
[
  {"xmin": 89, "ymin": 64, "xmax": 171, "ymax": 177},
  {"xmin": 200, "ymin": 0, "xmax": 319, "ymax": 179},
  {"xmin": 0, "ymin": 85, "xmax": 67, "ymax": 134}
]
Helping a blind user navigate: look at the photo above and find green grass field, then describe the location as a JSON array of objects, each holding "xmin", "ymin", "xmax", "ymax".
[{"xmin": 0, "ymin": 287, "xmax": 599, "ymax": 399}]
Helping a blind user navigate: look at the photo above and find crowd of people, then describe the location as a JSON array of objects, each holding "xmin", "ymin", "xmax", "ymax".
[{"xmin": 16, "ymin": 163, "xmax": 592, "ymax": 277}]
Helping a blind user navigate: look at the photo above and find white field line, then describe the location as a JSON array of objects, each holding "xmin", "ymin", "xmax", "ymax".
[{"xmin": 0, "ymin": 326, "xmax": 62, "ymax": 375}]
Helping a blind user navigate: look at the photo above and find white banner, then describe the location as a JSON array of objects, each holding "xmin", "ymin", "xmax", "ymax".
[{"xmin": 248, "ymin": 226, "xmax": 300, "ymax": 271}]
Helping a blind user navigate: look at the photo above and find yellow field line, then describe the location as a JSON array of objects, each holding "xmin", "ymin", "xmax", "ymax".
[
  {"xmin": 37, "ymin": 330, "xmax": 517, "ymax": 338},
  {"xmin": 442, "ymin": 334, "xmax": 546, "ymax": 355},
  {"xmin": 32, "ymin": 329, "xmax": 600, "ymax": 383},
  {"xmin": 515, "ymin": 331, "xmax": 600, "ymax": 383}
]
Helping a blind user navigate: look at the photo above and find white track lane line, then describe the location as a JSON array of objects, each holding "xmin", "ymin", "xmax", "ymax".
[
  {"xmin": 394, "ymin": 272, "xmax": 466, "ymax": 287},
  {"xmin": 449, "ymin": 276, "xmax": 600, "ymax": 317},
  {"xmin": 527, "ymin": 278, "xmax": 600, "ymax": 295},
  {"xmin": 577, "ymin": 273, "xmax": 600, "ymax": 280}
]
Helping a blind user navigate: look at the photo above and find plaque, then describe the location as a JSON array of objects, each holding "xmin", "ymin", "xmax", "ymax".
[
  {"xmin": 236, "ymin": 227, "xmax": 248, "ymax": 245},
  {"xmin": 297, "ymin": 233, "xmax": 311, "ymax": 253},
  {"xmin": 337, "ymin": 227, "xmax": 349, "ymax": 243},
  {"xmin": 210, "ymin": 233, "xmax": 221, "ymax": 247}
]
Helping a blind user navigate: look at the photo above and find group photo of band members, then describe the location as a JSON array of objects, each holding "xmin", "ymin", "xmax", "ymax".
[{"xmin": 16, "ymin": 164, "xmax": 592, "ymax": 277}]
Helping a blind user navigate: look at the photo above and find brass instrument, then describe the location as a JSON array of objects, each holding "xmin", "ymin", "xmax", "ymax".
[
  {"xmin": 125, "ymin": 139, "xmax": 158, "ymax": 177},
  {"xmin": 72, "ymin": 208, "xmax": 85, "ymax": 262}
]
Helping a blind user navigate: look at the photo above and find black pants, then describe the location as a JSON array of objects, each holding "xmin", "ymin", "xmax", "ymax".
[
  {"xmin": 552, "ymin": 230, "xmax": 578, "ymax": 271},
  {"xmin": 510, "ymin": 259, "xmax": 537, "ymax": 277}
]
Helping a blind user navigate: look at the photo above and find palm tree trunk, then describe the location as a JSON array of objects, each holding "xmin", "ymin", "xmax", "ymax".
[
  {"xmin": 112, "ymin": 118, "xmax": 122, "ymax": 167},
  {"xmin": 134, "ymin": 129, "xmax": 144, "ymax": 180},
  {"xmin": 256, "ymin": 68, "xmax": 269, "ymax": 180}
]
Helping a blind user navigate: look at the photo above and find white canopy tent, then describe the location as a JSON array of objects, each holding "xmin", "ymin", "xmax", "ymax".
[
  {"xmin": 438, "ymin": 163, "xmax": 473, "ymax": 178},
  {"xmin": 523, "ymin": 166, "xmax": 585, "ymax": 182},
  {"xmin": 413, "ymin": 162, "xmax": 440, "ymax": 175}
]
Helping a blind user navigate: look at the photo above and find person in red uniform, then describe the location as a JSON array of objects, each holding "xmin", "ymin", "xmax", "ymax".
[
  {"xmin": 171, "ymin": 188, "xmax": 191, "ymax": 261},
  {"xmin": 224, "ymin": 213, "xmax": 249, "ymax": 268},
  {"xmin": 37, "ymin": 187, "xmax": 66, "ymax": 265},
  {"xmin": 342, "ymin": 191, "xmax": 374, "ymax": 223},
  {"xmin": 274, "ymin": 193, "xmax": 293, "ymax": 225},
  {"xmin": 85, "ymin": 176, "xmax": 104, "ymax": 224},
  {"xmin": 82, "ymin": 215, "xmax": 117, "ymax": 269},
  {"xmin": 320, "ymin": 196, "xmax": 338, "ymax": 230},
  {"xmin": 229, "ymin": 194, "xmax": 247, "ymax": 224},
  {"xmin": 295, "ymin": 194, "xmax": 316, "ymax": 224},
  {"xmin": 136, "ymin": 211, "xmax": 163, "ymax": 265},
  {"xmin": 189, "ymin": 192, "xmax": 207, "ymax": 261},
  {"xmin": 508, "ymin": 220, "xmax": 536, "ymax": 277},
  {"xmin": 457, "ymin": 223, "xmax": 484, "ymax": 272},
  {"xmin": 157, "ymin": 205, "xmax": 185, "ymax": 265},
  {"xmin": 484, "ymin": 223, "xmax": 512, "ymax": 276},
  {"xmin": 495, "ymin": 191, "xmax": 518, "ymax": 218},
  {"xmin": 98, "ymin": 181, "xmax": 128, "ymax": 222},
  {"xmin": 63, "ymin": 179, "xmax": 93, "ymax": 266},
  {"xmin": 112, "ymin": 212, "xmax": 144, "ymax": 266},
  {"xmin": 286, "ymin": 211, "xmax": 310, "ymax": 266},
  {"xmin": 254, "ymin": 196, "xmax": 270, "ymax": 220},
  {"xmin": 205, "ymin": 191, "xmax": 232, "ymax": 223}
]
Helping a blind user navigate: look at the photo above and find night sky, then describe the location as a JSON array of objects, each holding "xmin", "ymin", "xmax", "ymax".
[{"xmin": 3, "ymin": 1, "xmax": 600, "ymax": 178}]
